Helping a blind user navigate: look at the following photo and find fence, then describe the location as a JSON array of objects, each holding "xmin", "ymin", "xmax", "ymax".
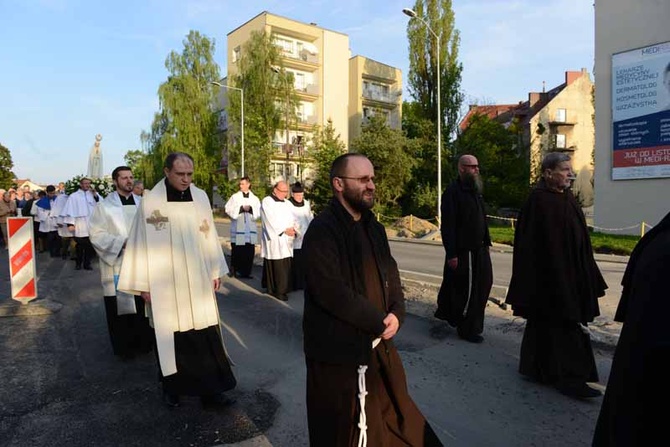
[{"xmin": 376, "ymin": 213, "xmax": 654, "ymax": 238}]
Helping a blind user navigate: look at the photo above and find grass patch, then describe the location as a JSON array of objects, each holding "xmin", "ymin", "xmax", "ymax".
[{"xmin": 488, "ymin": 224, "xmax": 639, "ymax": 256}]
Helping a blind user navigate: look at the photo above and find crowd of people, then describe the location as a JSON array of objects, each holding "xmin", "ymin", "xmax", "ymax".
[{"xmin": 2, "ymin": 149, "xmax": 666, "ymax": 446}]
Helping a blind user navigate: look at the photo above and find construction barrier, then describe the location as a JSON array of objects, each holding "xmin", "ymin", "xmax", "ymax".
[{"xmin": 8, "ymin": 217, "xmax": 37, "ymax": 303}]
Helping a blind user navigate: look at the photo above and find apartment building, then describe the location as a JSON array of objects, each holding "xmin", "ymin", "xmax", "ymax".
[
  {"xmin": 348, "ymin": 55, "xmax": 403, "ymax": 145},
  {"xmin": 226, "ymin": 11, "xmax": 350, "ymax": 184},
  {"xmin": 460, "ymin": 69, "xmax": 595, "ymax": 205}
]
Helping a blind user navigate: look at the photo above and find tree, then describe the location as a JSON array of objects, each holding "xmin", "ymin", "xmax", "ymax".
[
  {"xmin": 227, "ymin": 30, "xmax": 298, "ymax": 185},
  {"xmin": 407, "ymin": 0, "xmax": 463, "ymax": 142},
  {"xmin": 455, "ymin": 114, "xmax": 529, "ymax": 209},
  {"xmin": 351, "ymin": 115, "xmax": 414, "ymax": 215},
  {"xmin": 123, "ymin": 149, "xmax": 153, "ymax": 184},
  {"xmin": 143, "ymin": 30, "xmax": 222, "ymax": 196},
  {"xmin": 0, "ymin": 142, "xmax": 16, "ymax": 189},
  {"xmin": 308, "ymin": 119, "xmax": 346, "ymax": 212}
]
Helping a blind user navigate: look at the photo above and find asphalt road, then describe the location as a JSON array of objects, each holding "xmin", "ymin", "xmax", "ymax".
[{"xmin": 0, "ymin": 223, "xmax": 625, "ymax": 447}]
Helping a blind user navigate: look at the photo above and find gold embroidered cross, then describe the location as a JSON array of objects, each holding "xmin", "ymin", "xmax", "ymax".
[
  {"xmin": 146, "ymin": 210, "xmax": 168, "ymax": 230},
  {"xmin": 199, "ymin": 219, "xmax": 210, "ymax": 237}
]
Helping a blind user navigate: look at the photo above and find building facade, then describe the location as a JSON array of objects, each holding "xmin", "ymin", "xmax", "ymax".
[
  {"xmin": 348, "ymin": 55, "xmax": 403, "ymax": 145},
  {"xmin": 460, "ymin": 69, "xmax": 595, "ymax": 205},
  {"xmin": 594, "ymin": 0, "xmax": 670, "ymax": 233},
  {"xmin": 222, "ymin": 11, "xmax": 402, "ymax": 186},
  {"xmin": 226, "ymin": 11, "xmax": 350, "ymax": 185}
]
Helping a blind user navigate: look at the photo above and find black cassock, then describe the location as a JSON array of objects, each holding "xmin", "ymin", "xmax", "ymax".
[
  {"xmin": 505, "ymin": 181, "xmax": 607, "ymax": 386},
  {"xmin": 436, "ymin": 178, "xmax": 493, "ymax": 337},
  {"xmin": 103, "ymin": 295, "xmax": 154, "ymax": 357},
  {"xmin": 592, "ymin": 212, "xmax": 670, "ymax": 446}
]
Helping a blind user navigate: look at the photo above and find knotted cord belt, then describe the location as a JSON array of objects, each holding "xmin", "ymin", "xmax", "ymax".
[{"xmin": 357, "ymin": 337, "xmax": 381, "ymax": 447}]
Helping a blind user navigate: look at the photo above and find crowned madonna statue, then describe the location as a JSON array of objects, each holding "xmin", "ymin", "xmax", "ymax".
[{"xmin": 87, "ymin": 134, "xmax": 104, "ymax": 179}]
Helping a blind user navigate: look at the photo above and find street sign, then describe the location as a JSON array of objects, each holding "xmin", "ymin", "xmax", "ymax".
[{"xmin": 8, "ymin": 217, "xmax": 37, "ymax": 303}]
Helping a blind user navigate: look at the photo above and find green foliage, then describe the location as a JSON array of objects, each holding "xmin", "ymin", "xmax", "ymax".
[
  {"xmin": 122, "ymin": 149, "xmax": 154, "ymax": 184},
  {"xmin": 351, "ymin": 115, "xmax": 414, "ymax": 215},
  {"xmin": 228, "ymin": 30, "xmax": 292, "ymax": 185},
  {"xmin": 308, "ymin": 119, "xmax": 346, "ymax": 212},
  {"xmin": 407, "ymin": 0, "xmax": 463, "ymax": 140},
  {"xmin": 489, "ymin": 224, "xmax": 639, "ymax": 256},
  {"xmin": 0, "ymin": 142, "xmax": 15, "ymax": 189},
  {"xmin": 455, "ymin": 114, "xmax": 530, "ymax": 209},
  {"xmin": 143, "ymin": 30, "xmax": 221, "ymax": 196}
]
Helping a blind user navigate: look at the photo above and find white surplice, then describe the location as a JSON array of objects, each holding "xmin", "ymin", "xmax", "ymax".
[
  {"xmin": 117, "ymin": 179, "xmax": 228, "ymax": 376},
  {"xmin": 61, "ymin": 189, "xmax": 98, "ymax": 237},
  {"xmin": 224, "ymin": 190, "xmax": 261, "ymax": 245},
  {"xmin": 260, "ymin": 195, "xmax": 295, "ymax": 260},
  {"xmin": 289, "ymin": 199, "xmax": 313, "ymax": 250},
  {"xmin": 89, "ymin": 191, "xmax": 142, "ymax": 315},
  {"xmin": 51, "ymin": 194, "xmax": 71, "ymax": 237}
]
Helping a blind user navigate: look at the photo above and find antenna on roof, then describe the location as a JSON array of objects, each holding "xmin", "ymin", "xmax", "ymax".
[{"xmin": 542, "ymin": 81, "xmax": 546, "ymax": 93}]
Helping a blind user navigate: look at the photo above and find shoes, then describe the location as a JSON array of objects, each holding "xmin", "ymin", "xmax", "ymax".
[
  {"xmin": 241, "ymin": 275, "xmax": 254, "ymax": 279},
  {"xmin": 458, "ymin": 333, "xmax": 484, "ymax": 343},
  {"xmin": 556, "ymin": 382, "xmax": 602, "ymax": 399},
  {"xmin": 273, "ymin": 294, "xmax": 288, "ymax": 302},
  {"xmin": 163, "ymin": 392, "xmax": 180, "ymax": 407},
  {"xmin": 201, "ymin": 393, "xmax": 236, "ymax": 409},
  {"xmin": 75, "ymin": 265, "xmax": 82, "ymax": 270},
  {"xmin": 84, "ymin": 265, "xmax": 93, "ymax": 270}
]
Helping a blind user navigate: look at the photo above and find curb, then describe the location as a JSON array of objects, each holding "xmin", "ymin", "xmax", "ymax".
[{"xmin": 0, "ymin": 299, "xmax": 63, "ymax": 317}]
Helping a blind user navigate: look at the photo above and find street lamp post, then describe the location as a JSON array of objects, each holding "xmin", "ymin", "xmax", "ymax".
[
  {"xmin": 403, "ymin": 7, "xmax": 442, "ymax": 225},
  {"xmin": 212, "ymin": 81, "xmax": 245, "ymax": 177}
]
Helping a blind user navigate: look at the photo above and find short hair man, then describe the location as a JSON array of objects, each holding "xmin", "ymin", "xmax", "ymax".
[
  {"xmin": 302, "ymin": 153, "xmax": 443, "ymax": 446},
  {"xmin": 34, "ymin": 185, "xmax": 60, "ymax": 257},
  {"xmin": 132, "ymin": 180, "xmax": 144, "ymax": 197},
  {"xmin": 118, "ymin": 152, "xmax": 236, "ymax": 408},
  {"xmin": 260, "ymin": 180, "xmax": 296, "ymax": 301},
  {"xmin": 506, "ymin": 152, "xmax": 607, "ymax": 399},
  {"xmin": 89, "ymin": 166, "xmax": 153, "ymax": 359},
  {"xmin": 224, "ymin": 176, "xmax": 261, "ymax": 279},
  {"xmin": 61, "ymin": 177, "xmax": 99, "ymax": 270},
  {"xmin": 435, "ymin": 154, "xmax": 493, "ymax": 343}
]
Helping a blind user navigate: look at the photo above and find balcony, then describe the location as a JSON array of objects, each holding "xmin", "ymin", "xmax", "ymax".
[
  {"xmin": 297, "ymin": 114, "xmax": 318, "ymax": 126},
  {"xmin": 362, "ymin": 88, "xmax": 401, "ymax": 104},
  {"xmin": 295, "ymin": 82, "xmax": 319, "ymax": 96}
]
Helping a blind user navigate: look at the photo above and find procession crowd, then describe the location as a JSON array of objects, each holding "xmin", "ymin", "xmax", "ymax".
[{"xmin": 2, "ymin": 149, "xmax": 668, "ymax": 447}]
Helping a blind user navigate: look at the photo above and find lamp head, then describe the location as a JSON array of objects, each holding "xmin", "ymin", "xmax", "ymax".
[{"xmin": 402, "ymin": 8, "xmax": 417, "ymax": 18}]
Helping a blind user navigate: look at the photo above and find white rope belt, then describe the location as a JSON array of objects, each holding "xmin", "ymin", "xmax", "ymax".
[{"xmin": 357, "ymin": 337, "xmax": 381, "ymax": 447}]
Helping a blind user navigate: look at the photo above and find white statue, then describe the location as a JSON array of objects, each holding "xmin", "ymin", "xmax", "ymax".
[{"xmin": 87, "ymin": 134, "xmax": 104, "ymax": 179}]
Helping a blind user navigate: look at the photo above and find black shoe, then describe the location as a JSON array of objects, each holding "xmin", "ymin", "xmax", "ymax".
[
  {"xmin": 75, "ymin": 264, "xmax": 82, "ymax": 270},
  {"xmin": 84, "ymin": 265, "xmax": 93, "ymax": 270},
  {"xmin": 274, "ymin": 294, "xmax": 288, "ymax": 302},
  {"xmin": 556, "ymin": 382, "xmax": 602, "ymax": 399},
  {"xmin": 201, "ymin": 393, "xmax": 236, "ymax": 408},
  {"xmin": 458, "ymin": 333, "xmax": 484, "ymax": 343},
  {"xmin": 163, "ymin": 392, "xmax": 180, "ymax": 407}
]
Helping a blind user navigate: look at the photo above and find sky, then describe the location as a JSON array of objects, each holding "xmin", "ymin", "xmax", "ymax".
[{"xmin": 0, "ymin": 0, "xmax": 594, "ymax": 185}]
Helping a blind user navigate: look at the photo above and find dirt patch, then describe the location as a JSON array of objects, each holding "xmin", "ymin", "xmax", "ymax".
[{"xmin": 389, "ymin": 216, "xmax": 439, "ymax": 239}]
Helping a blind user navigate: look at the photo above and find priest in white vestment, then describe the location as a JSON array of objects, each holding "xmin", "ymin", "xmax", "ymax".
[
  {"xmin": 89, "ymin": 166, "xmax": 154, "ymax": 359},
  {"xmin": 62, "ymin": 177, "xmax": 99, "ymax": 270},
  {"xmin": 260, "ymin": 180, "xmax": 296, "ymax": 301},
  {"xmin": 288, "ymin": 182, "xmax": 313, "ymax": 290},
  {"xmin": 224, "ymin": 176, "xmax": 261, "ymax": 279},
  {"xmin": 118, "ymin": 152, "xmax": 236, "ymax": 408}
]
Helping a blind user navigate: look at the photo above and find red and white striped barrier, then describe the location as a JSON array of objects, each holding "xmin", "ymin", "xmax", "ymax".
[{"xmin": 8, "ymin": 217, "xmax": 37, "ymax": 303}]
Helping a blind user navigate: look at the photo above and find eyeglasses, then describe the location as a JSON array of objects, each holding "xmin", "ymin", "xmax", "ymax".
[
  {"xmin": 462, "ymin": 164, "xmax": 479, "ymax": 168},
  {"xmin": 337, "ymin": 176, "xmax": 375, "ymax": 184}
]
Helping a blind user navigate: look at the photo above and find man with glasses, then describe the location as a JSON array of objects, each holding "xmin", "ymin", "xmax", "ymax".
[
  {"xmin": 435, "ymin": 154, "xmax": 493, "ymax": 343},
  {"xmin": 260, "ymin": 180, "xmax": 296, "ymax": 301},
  {"xmin": 302, "ymin": 153, "xmax": 442, "ymax": 446}
]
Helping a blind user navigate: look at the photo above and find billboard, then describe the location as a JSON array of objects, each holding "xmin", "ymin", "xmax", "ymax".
[{"xmin": 612, "ymin": 40, "xmax": 670, "ymax": 180}]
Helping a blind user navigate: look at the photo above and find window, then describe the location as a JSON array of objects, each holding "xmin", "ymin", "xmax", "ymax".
[
  {"xmin": 555, "ymin": 108, "xmax": 567, "ymax": 123},
  {"xmin": 232, "ymin": 46, "xmax": 241, "ymax": 63},
  {"xmin": 553, "ymin": 134, "xmax": 566, "ymax": 149},
  {"xmin": 294, "ymin": 72, "xmax": 306, "ymax": 91},
  {"xmin": 275, "ymin": 37, "xmax": 294, "ymax": 55}
]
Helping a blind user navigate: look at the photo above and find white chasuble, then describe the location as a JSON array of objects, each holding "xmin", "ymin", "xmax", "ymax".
[
  {"xmin": 89, "ymin": 192, "xmax": 141, "ymax": 315},
  {"xmin": 289, "ymin": 199, "xmax": 313, "ymax": 250},
  {"xmin": 224, "ymin": 191, "xmax": 261, "ymax": 245},
  {"xmin": 117, "ymin": 179, "xmax": 228, "ymax": 376}
]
